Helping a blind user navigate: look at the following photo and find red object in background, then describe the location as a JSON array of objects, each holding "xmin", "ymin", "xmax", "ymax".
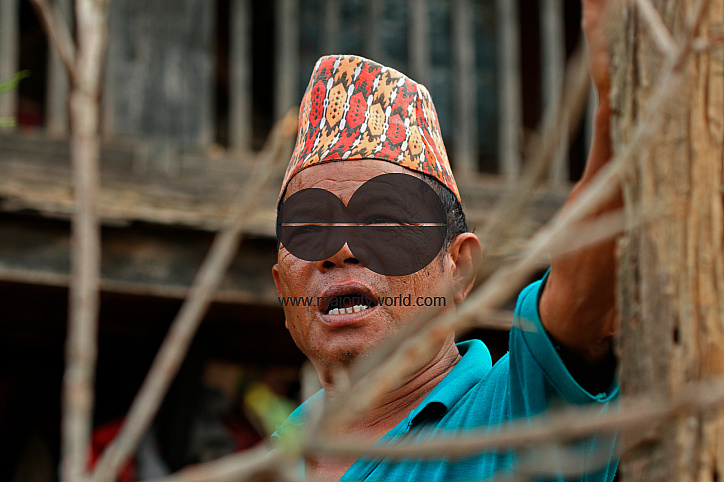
[
  {"xmin": 16, "ymin": 98, "xmax": 45, "ymax": 129},
  {"xmin": 225, "ymin": 415, "xmax": 263, "ymax": 452},
  {"xmin": 89, "ymin": 418, "xmax": 137, "ymax": 482}
]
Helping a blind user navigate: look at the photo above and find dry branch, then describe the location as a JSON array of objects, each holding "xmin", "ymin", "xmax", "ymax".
[
  {"xmin": 27, "ymin": 0, "xmax": 112, "ymax": 480},
  {"xmin": 634, "ymin": 0, "xmax": 677, "ymax": 56},
  {"xmin": 90, "ymin": 111, "xmax": 298, "ymax": 482},
  {"xmin": 145, "ymin": 445, "xmax": 291, "ymax": 482},
  {"xmin": 27, "ymin": 0, "xmax": 77, "ymax": 83},
  {"xmin": 479, "ymin": 42, "xmax": 591, "ymax": 256},
  {"xmin": 309, "ymin": 378, "xmax": 724, "ymax": 460}
]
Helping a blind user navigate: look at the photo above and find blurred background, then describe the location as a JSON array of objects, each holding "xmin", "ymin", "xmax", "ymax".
[{"xmin": 0, "ymin": 0, "xmax": 591, "ymax": 479}]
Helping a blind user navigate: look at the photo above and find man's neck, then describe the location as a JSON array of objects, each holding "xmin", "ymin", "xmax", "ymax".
[{"xmin": 319, "ymin": 338, "xmax": 461, "ymax": 438}]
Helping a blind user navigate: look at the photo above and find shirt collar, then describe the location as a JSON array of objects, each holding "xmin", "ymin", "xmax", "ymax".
[
  {"xmin": 272, "ymin": 339, "xmax": 493, "ymax": 442},
  {"xmin": 406, "ymin": 339, "xmax": 492, "ymax": 427}
]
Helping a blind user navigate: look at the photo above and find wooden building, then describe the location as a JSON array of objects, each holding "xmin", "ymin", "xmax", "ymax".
[{"xmin": 0, "ymin": 0, "xmax": 588, "ymax": 478}]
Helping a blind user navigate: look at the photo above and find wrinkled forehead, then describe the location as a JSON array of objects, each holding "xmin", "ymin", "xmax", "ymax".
[{"xmin": 282, "ymin": 159, "xmax": 424, "ymax": 205}]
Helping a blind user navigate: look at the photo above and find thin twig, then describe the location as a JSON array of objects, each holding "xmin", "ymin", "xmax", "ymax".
[
  {"xmin": 90, "ymin": 111, "xmax": 298, "ymax": 482},
  {"xmin": 27, "ymin": 0, "xmax": 77, "ymax": 84},
  {"xmin": 471, "ymin": 208, "xmax": 631, "ymax": 331},
  {"xmin": 309, "ymin": 378, "xmax": 724, "ymax": 459},
  {"xmin": 479, "ymin": 41, "xmax": 591, "ymax": 255},
  {"xmin": 51, "ymin": 0, "xmax": 111, "ymax": 480},
  {"xmin": 145, "ymin": 445, "xmax": 288, "ymax": 482},
  {"xmin": 634, "ymin": 0, "xmax": 678, "ymax": 56}
]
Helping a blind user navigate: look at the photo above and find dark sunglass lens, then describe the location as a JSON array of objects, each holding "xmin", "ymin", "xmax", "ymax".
[{"xmin": 349, "ymin": 225, "xmax": 446, "ymax": 276}]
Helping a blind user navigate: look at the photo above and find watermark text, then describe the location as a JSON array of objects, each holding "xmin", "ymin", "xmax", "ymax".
[{"xmin": 278, "ymin": 294, "xmax": 446, "ymax": 308}]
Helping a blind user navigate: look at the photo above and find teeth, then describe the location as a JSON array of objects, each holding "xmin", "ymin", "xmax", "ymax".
[{"xmin": 327, "ymin": 305, "xmax": 371, "ymax": 315}]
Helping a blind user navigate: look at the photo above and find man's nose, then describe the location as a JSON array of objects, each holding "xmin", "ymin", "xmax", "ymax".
[{"xmin": 315, "ymin": 242, "xmax": 360, "ymax": 272}]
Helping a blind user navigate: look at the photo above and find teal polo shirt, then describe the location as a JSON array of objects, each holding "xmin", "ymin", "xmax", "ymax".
[{"xmin": 273, "ymin": 278, "xmax": 619, "ymax": 481}]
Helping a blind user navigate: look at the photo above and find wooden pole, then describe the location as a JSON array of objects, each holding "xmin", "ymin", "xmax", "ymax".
[
  {"xmin": 540, "ymin": 0, "xmax": 568, "ymax": 186},
  {"xmin": 367, "ymin": 0, "xmax": 383, "ymax": 62},
  {"xmin": 613, "ymin": 0, "xmax": 724, "ymax": 479},
  {"xmin": 452, "ymin": 0, "xmax": 478, "ymax": 176},
  {"xmin": 64, "ymin": 0, "xmax": 109, "ymax": 478},
  {"xmin": 0, "ymin": 0, "xmax": 20, "ymax": 123},
  {"xmin": 29, "ymin": 0, "xmax": 108, "ymax": 479},
  {"xmin": 323, "ymin": 0, "xmax": 340, "ymax": 54},
  {"xmin": 230, "ymin": 0, "xmax": 252, "ymax": 151},
  {"xmin": 46, "ymin": 0, "xmax": 73, "ymax": 137},
  {"xmin": 496, "ymin": 0, "xmax": 522, "ymax": 180},
  {"xmin": 274, "ymin": 0, "xmax": 299, "ymax": 122},
  {"xmin": 409, "ymin": 0, "xmax": 430, "ymax": 86}
]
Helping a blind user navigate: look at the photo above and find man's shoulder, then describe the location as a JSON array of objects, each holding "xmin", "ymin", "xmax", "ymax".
[{"xmin": 271, "ymin": 389, "xmax": 325, "ymax": 447}]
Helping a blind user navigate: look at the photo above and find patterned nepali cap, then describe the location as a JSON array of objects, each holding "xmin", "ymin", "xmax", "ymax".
[{"xmin": 280, "ymin": 55, "xmax": 460, "ymax": 202}]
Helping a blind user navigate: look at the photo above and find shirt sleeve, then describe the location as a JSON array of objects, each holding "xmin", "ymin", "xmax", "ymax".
[
  {"xmin": 508, "ymin": 274, "xmax": 618, "ymax": 416},
  {"xmin": 506, "ymin": 275, "xmax": 620, "ymax": 481}
]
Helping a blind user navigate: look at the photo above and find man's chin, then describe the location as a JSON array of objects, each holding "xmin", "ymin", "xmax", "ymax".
[{"xmin": 309, "ymin": 345, "xmax": 370, "ymax": 369}]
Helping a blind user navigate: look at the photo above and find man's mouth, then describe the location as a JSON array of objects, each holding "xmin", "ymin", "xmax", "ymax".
[{"xmin": 323, "ymin": 293, "xmax": 377, "ymax": 315}]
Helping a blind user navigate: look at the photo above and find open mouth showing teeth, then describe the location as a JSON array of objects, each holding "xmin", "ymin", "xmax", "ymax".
[{"xmin": 325, "ymin": 294, "xmax": 376, "ymax": 315}]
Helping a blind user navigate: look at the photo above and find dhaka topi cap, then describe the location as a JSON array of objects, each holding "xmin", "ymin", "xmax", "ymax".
[{"xmin": 279, "ymin": 55, "xmax": 460, "ymax": 203}]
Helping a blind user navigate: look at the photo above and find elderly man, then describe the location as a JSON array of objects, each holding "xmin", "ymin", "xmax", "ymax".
[{"xmin": 272, "ymin": 1, "xmax": 618, "ymax": 480}]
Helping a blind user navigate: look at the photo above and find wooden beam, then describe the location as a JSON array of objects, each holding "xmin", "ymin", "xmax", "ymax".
[
  {"xmin": 496, "ymin": 0, "xmax": 522, "ymax": 180},
  {"xmin": 541, "ymin": 0, "xmax": 568, "ymax": 186},
  {"xmin": 0, "ymin": 0, "xmax": 20, "ymax": 123},
  {"xmin": 452, "ymin": 0, "xmax": 478, "ymax": 176},
  {"xmin": 0, "ymin": 132, "xmax": 569, "ymax": 236},
  {"xmin": 275, "ymin": 0, "xmax": 299, "ymax": 121},
  {"xmin": 230, "ymin": 0, "xmax": 252, "ymax": 151},
  {"xmin": 0, "ymin": 213, "xmax": 281, "ymax": 306}
]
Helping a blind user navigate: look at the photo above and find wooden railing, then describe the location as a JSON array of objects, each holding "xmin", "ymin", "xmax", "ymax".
[{"xmin": 0, "ymin": 0, "xmax": 586, "ymax": 185}]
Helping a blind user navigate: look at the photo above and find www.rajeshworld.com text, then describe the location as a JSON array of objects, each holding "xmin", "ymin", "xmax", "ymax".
[{"xmin": 277, "ymin": 294, "xmax": 447, "ymax": 308}]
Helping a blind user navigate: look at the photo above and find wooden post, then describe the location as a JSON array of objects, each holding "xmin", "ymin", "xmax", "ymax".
[
  {"xmin": 0, "ymin": 0, "xmax": 20, "ymax": 123},
  {"xmin": 612, "ymin": 1, "xmax": 724, "ymax": 480},
  {"xmin": 540, "ymin": 0, "xmax": 568, "ymax": 186},
  {"xmin": 496, "ymin": 0, "xmax": 522, "ymax": 180},
  {"xmin": 367, "ymin": 0, "xmax": 383, "ymax": 62},
  {"xmin": 275, "ymin": 0, "xmax": 299, "ymax": 122},
  {"xmin": 323, "ymin": 0, "xmax": 340, "ymax": 54},
  {"xmin": 46, "ymin": 0, "xmax": 73, "ymax": 137},
  {"xmin": 409, "ymin": 0, "xmax": 430, "ymax": 86},
  {"xmin": 230, "ymin": 0, "xmax": 252, "ymax": 151},
  {"xmin": 452, "ymin": 0, "xmax": 478, "ymax": 176}
]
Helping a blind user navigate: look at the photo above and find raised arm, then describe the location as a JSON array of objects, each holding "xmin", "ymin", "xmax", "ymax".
[{"xmin": 539, "ymin": 0, "xmax": 621, "ymax": 366}]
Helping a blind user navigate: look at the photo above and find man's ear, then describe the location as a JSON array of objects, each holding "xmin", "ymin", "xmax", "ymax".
[
  {"xmin": 272, "ymin": 264, "xmax": 282, "ymax": 296},
  {"xmin": 447, "ymin": 233, "xmax": 482, "ymax": 303},
  {"xmin": 272, "ymin": 264, "xmax": 290, "ymax": 329}
]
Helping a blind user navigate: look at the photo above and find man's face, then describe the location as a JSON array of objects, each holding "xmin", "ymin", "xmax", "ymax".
[{"xmin": 272, "ymin": 160, "xmax": 457, "ymax": 370}]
